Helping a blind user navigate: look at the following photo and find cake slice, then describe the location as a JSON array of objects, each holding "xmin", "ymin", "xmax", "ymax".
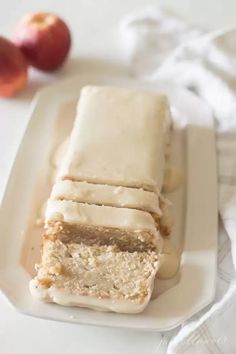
[
  {"xmin": 45, "ymin": 199, "xmax": 163, "ymax": 252},
  {"xmin": 30, "ymin": 240, "xmax": 159, "ymax": 313},
  {"xmin": 51, "ymin": 180, "xmax": 162, "ymax": 215},
  {"xmin": 58, "ymin": 86, "xmax": 171, "ymax": 193},
  {"xmin": 50, "ymin": 180, "xmax": 172, "ymax": 237}
]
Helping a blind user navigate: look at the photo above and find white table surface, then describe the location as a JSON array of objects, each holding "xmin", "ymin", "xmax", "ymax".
[{"xmin": 0, "ymin": 1, "xmax": 235, "ymax": 353}]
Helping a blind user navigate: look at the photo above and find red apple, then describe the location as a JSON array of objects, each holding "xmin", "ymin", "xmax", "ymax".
[
  {"xmin": 0, "ymin": 37, "xmax": 28, "ymax": 97},
  {"xmin": 15, "ymin": 12, "xmax": 71, "ymax": 71}
]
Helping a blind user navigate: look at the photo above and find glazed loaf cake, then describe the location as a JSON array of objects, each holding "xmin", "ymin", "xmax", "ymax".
[{"xmin": 31, "ymin": 85, "xmax": 173, "ymax": 313}]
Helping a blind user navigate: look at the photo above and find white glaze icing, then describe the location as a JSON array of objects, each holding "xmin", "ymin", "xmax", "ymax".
[
  {"xmin": 51, "ymin": 138, "xmax": 69, "ymax": 168},
  {"xmin": 35, "ymin": 202, "xmax": 47, "ymax": 227},
  {"xmin": 157, "ymin": 239, "xmax": 180, "ymax": 279},
  {"xmin": 58, "ymin": 86, "xmax": 171, "ymax": 192},
  {"xmin": 51, "ymin": 180, "xmax": 162, "ymax": 215},
  {"xmin": 29, "ymin": 279, "xmax": 153, "ymax": 314},
  {"xmin": 45, "ymin": 199, "xmax": 159, "ymax": 233},
  {"xmin": 163, "ymin": 166, "xmax": 183, "ymax": 193},
  {"xmin": 159, "ymin": 198, "xmax": 174, "ymax": 235}
]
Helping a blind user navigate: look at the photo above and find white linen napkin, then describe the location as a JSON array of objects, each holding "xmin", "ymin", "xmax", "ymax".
[{"xmin": 121, "ymin": 7, "xmax": 236, "ymax": 354}]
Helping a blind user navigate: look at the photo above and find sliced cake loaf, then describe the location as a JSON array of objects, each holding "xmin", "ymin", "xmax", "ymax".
[
  {"xmin": 44, "ymin": 199, "xmax": 163, "ymax": 252},
  {"xmin": 55, "ymin": 86, "xmax": 172, "ymax": 239},
  {"xmin": 30, "ymin": 85, "xmax": 173, "ymax": 313}
]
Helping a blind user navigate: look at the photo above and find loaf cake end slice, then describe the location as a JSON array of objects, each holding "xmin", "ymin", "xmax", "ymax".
[{"xmin": 30, "ymin": 240, "xmax": 159, "ymax": 314}]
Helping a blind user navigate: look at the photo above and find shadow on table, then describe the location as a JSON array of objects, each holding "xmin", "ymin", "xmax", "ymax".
[{"xmin": 16, "ymin": 56, "xmax": 128, "ymax": 101}]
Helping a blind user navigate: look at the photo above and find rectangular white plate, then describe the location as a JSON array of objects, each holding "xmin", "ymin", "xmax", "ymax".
[{"xmin": 0, "ymin": 74, "xmax": 217, "ymax": 331}]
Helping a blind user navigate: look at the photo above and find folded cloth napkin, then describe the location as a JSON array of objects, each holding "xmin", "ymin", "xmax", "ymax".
[{"xmin": 121, "ymin": 7, "xmax": 236, "ymax": 354}]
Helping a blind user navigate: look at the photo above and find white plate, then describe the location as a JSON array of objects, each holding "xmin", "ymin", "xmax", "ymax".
[{"xmin": 0, "ymin": 74, "xmax": 217, "ymax": 331}]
